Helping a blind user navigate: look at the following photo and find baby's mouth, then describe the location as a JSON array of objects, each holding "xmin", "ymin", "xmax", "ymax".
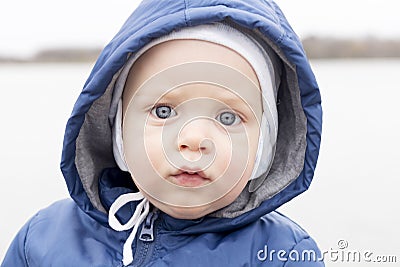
[{"xmin": 169, "ymin": 169, "xmax": 211, "ymax": 187}]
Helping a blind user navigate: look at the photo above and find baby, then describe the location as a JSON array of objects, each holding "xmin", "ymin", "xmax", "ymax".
[{"xmin": 2, "ymin": 1, "xmax": 324, "ymax": 266}]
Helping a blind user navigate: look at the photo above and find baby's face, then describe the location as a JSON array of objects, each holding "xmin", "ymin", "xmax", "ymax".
[{"xmin": 122, "ymin": 40, "xmax": 262, "ymax": 219}]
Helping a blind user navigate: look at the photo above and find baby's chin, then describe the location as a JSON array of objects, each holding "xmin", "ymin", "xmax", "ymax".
[
  {"xmin": 143, "ymin": 193, "xmax": 222, "ymax": 220},
  {"xmin": 149, "ymin": 193, "xmax": 241, "ymax": 220},
  {"xmin": 150, "ymin": 199, "xmax": 214, "ymax": 219},
  {"xmin": 160, "ymin": 205, "xmax": 213, "ymax": 220}
]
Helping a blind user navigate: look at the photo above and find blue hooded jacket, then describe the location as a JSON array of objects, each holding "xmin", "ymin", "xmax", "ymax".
[{"xmin": 2, "ymin": 0, "xmax": 323, "ymax": 266}]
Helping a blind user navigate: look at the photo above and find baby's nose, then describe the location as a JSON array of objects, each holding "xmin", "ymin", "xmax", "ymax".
[{"xmin": 177, "ymin": 119, "xmax": 215, "ymax": 160}]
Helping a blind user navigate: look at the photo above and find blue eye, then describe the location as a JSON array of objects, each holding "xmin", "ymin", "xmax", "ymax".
[
  {"xmin": 151, "ymin": 105, "xmax": 177, "ymax": 119},
  {"xmin": 217, "ymin": 111, "xmax": 241, "ymax": 126}
]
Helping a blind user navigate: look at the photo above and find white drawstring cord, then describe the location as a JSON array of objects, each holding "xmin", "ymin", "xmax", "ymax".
[{"xmin": 108, "ymin": 192, "xmax": 150, "ymax": 266}]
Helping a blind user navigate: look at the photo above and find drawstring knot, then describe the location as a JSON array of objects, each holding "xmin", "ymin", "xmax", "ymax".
[{"xmin": 108, "ymin": 192, "xmax": 150, "ymax": 266}]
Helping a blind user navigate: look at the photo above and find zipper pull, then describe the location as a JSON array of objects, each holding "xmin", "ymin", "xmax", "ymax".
[{"xmin": 139, "ymin": 211, "xmax": 158, "ymax": 242}]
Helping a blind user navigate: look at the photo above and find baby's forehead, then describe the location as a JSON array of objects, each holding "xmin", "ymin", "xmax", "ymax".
[{"xmin": 123, "ymin": 39, "xmax": 259, "ymax": 98}]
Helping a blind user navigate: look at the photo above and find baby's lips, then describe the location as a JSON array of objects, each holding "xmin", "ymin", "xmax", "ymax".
[{"xmin": 173, "ymin": 166, "xmax": 210, "ymax": 180}]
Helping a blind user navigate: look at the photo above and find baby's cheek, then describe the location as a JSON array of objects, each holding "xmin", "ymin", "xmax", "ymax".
[
  {"xmin": 209, "ymin": 135, "xmax": 230, "ymax": 177},
  {"xmin": 144, "ymin": 128, "xmax": 165, "ymax": 171},
  {"xmin": 243, "ymin": 123, "xmax": 260, "ymax": 166},
  {"xmin": 228, "ymin": 133, "xmax": 254, "ymax": 173}
]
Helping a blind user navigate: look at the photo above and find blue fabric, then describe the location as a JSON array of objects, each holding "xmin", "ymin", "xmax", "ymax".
[
  {"xmin": 2, "ymin": 200, "xmax": 324, "ymax": 266},
  {"xmin": 2, "ymin": 0, "xmax": 323, "ymax": 266}
]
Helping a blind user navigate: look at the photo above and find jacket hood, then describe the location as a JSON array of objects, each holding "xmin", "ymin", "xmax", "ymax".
[{"xmin": 61, "ymin": 0, "xmax": 322, "ymax": 227}]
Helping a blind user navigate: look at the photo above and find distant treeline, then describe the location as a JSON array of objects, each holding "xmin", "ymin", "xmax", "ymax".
[
  {"xmin": 302, "ymin": 37, "xmax": 400, "ymax": 59},
  {"xmin": 1, "ymin": 37, "xmax": 400, "ymax": 63},
  {"xmin": 33, "ymin": 48, "xmax": 102, "ymax": 62},
  {"xmin": 0, "ymin": 48, "xmax": 102, "ymax": 63}
]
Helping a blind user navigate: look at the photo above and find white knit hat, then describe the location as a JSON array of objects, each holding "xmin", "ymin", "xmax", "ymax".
[{"xmin": 112, "ymin": 23, "xmax": 280, "ymax": 190}]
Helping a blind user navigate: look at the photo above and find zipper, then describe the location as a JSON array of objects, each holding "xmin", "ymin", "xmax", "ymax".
[
  {"xmin": 129, "ymin": 209, "xmax": 159, "ymax": 266},
  {"xmin": 139, "ymin": 210, "xmax": 159, "ymax": 242}
]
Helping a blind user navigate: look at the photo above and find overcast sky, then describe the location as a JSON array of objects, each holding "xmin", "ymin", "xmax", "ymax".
[{"xmin": 1, "ymin": 0, "xmax": 400, "ymax": 57}]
